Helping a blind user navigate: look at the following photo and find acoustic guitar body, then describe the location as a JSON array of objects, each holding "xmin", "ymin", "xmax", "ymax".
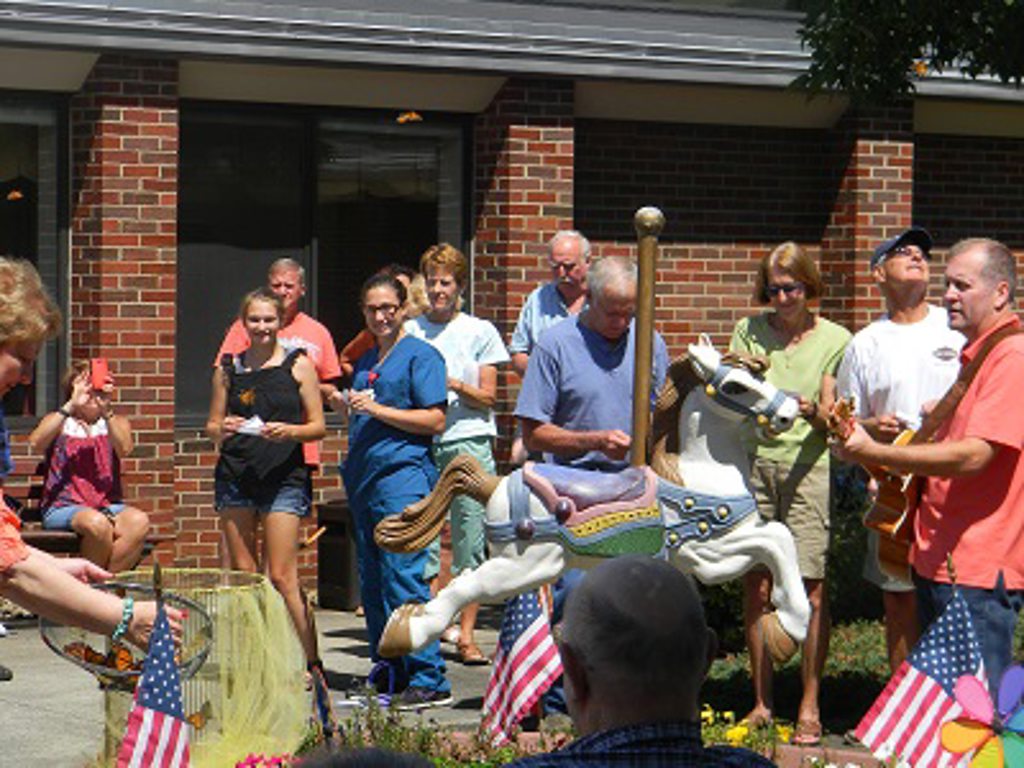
[{"xmin": 861, "ymin": 429, "xmax": 918, "ymax": 582}]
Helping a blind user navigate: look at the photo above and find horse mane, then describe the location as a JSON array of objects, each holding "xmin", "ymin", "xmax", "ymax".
[{"xmin": 649, "ymin": 350, "xmax": 769, "ymax": 485}]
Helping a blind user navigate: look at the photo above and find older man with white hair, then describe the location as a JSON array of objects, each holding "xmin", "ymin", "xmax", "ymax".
[{"xmin": 509, "ymin": 556, "xmax": 775, "ymax": 767}]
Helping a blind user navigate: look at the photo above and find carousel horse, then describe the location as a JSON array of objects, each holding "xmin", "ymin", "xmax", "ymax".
[{"xmin": 375, "ymin": 336, "xmax": 812, "ymax": 663}]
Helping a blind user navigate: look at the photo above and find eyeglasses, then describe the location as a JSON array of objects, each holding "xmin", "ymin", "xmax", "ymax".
[
  {"xmin": 766, "ymin": 282, "xmax": 804, "ymax": 297},
  {"xmin": 363, "ymin": 303, "xmax": 400, "ymax": 317},
  {"xmin": 887, "ymin": 245, "xmax": 927, "ymax": 260}
]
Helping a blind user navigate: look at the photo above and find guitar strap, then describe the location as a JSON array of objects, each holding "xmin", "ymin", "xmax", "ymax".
[{"xmin": 909, "ymin": 323, "xmax": 1024, "ymax": 446}]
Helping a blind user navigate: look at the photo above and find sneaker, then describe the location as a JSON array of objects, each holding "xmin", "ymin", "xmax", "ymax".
[
  {"xmin": 393, "ymin": 686, "xmax": 452, "ymax": 712},
  {"xmin": 367, "ymin": 661, "xmax": 398, "ymax": 695}
]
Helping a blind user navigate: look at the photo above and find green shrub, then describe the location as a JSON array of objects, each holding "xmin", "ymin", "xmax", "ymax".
[{"xmin": 702, "ymin": 461, "xmax": 881, "ymax": 653}]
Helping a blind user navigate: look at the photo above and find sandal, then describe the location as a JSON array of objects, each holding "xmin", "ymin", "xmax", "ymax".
[
  {"xmin": 794, "ymin": 719, "xmax": 822, "ymax": 747},
  {"xmin": 457, "ymin": 642, "xmax": 490, "ymax": 666}
]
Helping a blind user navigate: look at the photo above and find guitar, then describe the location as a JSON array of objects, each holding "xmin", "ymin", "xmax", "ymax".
[{"xmin": 829, "ymin": 398, "xmax": 919, "ymax": 582}]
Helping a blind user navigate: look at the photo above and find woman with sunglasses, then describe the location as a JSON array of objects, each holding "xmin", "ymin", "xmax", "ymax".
[
  {"xmin": 729, "ymin": 241, "xmax": 850, "ymax": 746},
  {"xmin": 341, "ymin": 273, "xmax": 451, "ymax": 711}
]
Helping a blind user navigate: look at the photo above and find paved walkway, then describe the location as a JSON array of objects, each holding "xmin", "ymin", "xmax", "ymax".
[{"xmin": 0, "ymin": 606, "xmax": 502, "ymax": 767}]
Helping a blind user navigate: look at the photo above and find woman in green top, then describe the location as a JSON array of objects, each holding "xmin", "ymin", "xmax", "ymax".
[{"xmin": 729, "ymin": 241, "xmax": 850, "ymax": 746}]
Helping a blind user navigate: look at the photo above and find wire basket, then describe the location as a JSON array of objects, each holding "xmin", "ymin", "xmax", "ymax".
[{"xmin": 39, "ymin": 577, "xmax": 213, "ymax": 691}]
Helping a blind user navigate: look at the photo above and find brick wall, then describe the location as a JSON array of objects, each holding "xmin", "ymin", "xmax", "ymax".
[
  {"xmin": 819, "ymin": 105, "xmax": 914, "ymax": 331},
  {"xmin": 575, "ymin": 119, "xmax": 836, "ymax": 353},
  {"xmin": 69, "ymin": 55, "xmax": 180, "ymax": 557},
  {"xmin": 914, "ymin": 133, "xmax": 1024, "ymax": 249},
  {"xmin": 473, "ymin": 78, "xmax": 575, "ymax": 459}
]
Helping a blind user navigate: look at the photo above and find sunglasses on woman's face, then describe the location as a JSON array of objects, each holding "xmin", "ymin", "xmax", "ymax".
[{"xmin": 766, "ymin": 282, "xmax": 804, "ymax": 297}]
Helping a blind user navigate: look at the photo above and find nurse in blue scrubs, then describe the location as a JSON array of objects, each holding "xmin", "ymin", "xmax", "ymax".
[{"xmin": 342, "ymin": 272, "xmax": 452, "ymax": 710}]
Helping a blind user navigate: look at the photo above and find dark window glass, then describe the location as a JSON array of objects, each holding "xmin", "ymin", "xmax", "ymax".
[
  {"xmin": 0, "ymin": 101, "xmax": 62, "ymax": 418},
  {"xmin": 176, "ymin": 111, "xmax": 308, "ymax": 420}
]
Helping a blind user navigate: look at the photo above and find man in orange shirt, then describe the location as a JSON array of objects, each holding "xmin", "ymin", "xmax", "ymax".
[{"xmin": 837, "ymin": 238, "xmax": 1024, "ymax": 692}]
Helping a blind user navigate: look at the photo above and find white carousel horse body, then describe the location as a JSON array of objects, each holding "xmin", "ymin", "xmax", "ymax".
[
  {"xmin": 666, "ymin": 386, "xmax": 809, "ymax": 643},
  {"xmin": 378, "ymin": 338, "xmax": 810, "ymax": 658}
]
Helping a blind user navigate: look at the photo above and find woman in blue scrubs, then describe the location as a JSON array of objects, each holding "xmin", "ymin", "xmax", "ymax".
[{"xmin": 342, "ymin": 273, "xmax": 452, "ymax": 710}]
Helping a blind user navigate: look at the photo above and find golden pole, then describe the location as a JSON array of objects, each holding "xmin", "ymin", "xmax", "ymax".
[{"xmin": 631, "ymin": 206, "xmax": 665, "ymax": 467}]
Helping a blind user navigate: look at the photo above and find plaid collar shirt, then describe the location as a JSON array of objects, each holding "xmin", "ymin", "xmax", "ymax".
[{"xmin": 508, "ymin": 721, "xmax": 777, "ymax": 768}]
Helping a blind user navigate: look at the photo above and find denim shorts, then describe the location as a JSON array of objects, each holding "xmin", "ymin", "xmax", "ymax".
[
  {"xmin": 42, "ymin": 503, "xmax": 127, "ymax": 530},
  {"xmin": 214, "ymin": 476, "xmax": 311, "ymax": 517}
]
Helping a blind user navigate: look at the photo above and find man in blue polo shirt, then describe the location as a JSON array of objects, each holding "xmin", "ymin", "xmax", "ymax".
[{"xmin": 515, "ymin": 255, "xmax": 668, "ymax": 471}]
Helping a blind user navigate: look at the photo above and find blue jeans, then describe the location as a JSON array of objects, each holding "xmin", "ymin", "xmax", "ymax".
[
  {"xmin": 42, "ymin": 502, "xmax": 126, "ymax": 529},
  {"xmin": 351, "ymin": 492, "xmax": 449, "ymax": 695},
  {"xmin": 915, "ymin": 571, "xmax": 1024, "ymax": 696}
]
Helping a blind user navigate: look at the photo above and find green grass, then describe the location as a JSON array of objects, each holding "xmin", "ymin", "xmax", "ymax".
[{"xmin": 703, "ymin": 619, "xmax": 890, "ymax": 737}]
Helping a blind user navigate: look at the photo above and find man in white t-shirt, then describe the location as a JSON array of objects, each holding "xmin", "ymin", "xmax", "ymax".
[{"xmin": 836, "ymin": 226, "xmax": 963, "ymax": 674}]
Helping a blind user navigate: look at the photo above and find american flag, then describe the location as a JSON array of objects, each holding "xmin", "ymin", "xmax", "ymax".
[
  {"xmin": 481, "ymin": 589, "xmax": 563, "ymax": 745},
  {"xmin": 117, "ymin": 602, "xmax": 191, "ymax": 768},
  {"xmin": 855, "ymin": 589, "xmax": 983, "ymax": 767}
]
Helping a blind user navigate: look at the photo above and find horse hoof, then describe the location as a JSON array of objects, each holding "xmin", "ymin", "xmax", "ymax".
[
  {"xmin": 760, "ymin": 612, "xmax": 799, "ymax": 665},
  {"xmin": 378, "ymin": 604, "xmax": 424, "ymax": 659}
]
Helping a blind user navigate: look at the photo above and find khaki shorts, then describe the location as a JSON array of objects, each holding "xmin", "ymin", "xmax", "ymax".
[{"xmin": 749, "ymin": 456, "xmax": 831, "ymax": 580}]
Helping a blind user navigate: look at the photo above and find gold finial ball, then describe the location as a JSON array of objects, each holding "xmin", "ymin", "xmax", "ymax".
[{"xmin": 634, "ymin": 206, "xmax": 665, "ymax": 238}]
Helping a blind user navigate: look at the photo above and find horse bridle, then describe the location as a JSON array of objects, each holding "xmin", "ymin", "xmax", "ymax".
[{"xmin": 703, "ymin": 363, "xmax": 789, "ymax": 425}]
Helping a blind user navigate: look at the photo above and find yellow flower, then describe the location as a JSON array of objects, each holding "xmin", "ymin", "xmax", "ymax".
[
  {"xmin": 723, "ymin": 711, "xmax": 735, "ymax": 725},
  {"xmin": 701, "ymin": 705, "xmax": 715, "ymax": 726},
  {"xmin": 776, "ymin": 724, "xmax": 793, "ymax": 743},
  {"xmin": 725, "ymin": 724, "xmax": 749, "ymax": 745}
]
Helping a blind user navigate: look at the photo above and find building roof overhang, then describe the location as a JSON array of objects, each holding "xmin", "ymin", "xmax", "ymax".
[{"xmin": 0, "ymin": 0, "xmax": 1021, "ymax": 102}]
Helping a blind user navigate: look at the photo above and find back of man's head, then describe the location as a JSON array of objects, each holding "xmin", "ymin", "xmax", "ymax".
[{"xmin": 560, "ymin": 556, "xmax": 711, "ymax": 724}]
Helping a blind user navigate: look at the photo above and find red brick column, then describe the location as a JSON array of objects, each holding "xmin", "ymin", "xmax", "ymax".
[
  {"xmin": 473, "ymin": 78, "xmax": 575, "ymax": 461},
  {"xmin": 820, "ymin": 104, "xmax": 914, "ymax": 331},
  {"xmin": 70, "ymin": 55, "xmax": 179, "ymax": 560}
]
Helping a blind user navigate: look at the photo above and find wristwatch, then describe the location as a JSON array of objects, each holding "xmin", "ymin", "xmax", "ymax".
[{"xmin": 57, "ymin": 406, "xmax": 71, "ymax": 419}]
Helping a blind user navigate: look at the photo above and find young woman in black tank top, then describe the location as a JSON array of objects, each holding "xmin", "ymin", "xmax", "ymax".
[{"xmin": 207, "ymin": 288, "xmax": 326, "ymax": 670}]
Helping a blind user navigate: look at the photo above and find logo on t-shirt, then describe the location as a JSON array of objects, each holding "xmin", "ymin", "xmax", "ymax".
[{"xmin": 933, "ymin": 346, "xmax": 959, "ymax": 362}]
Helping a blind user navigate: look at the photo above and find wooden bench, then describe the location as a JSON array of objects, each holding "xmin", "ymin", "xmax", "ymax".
[{"xmin": 2, "ymin": 461, "xmax": 174, "ymax": 559}]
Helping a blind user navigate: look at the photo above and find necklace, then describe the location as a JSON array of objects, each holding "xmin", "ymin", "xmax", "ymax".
[{"xmin": 375, "ymin": 330, "xmax": 405, "ymax": 368}]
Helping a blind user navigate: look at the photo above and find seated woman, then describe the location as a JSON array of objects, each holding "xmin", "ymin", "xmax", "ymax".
[{"xmin": 29, "ymin": 361, "xmax": 150, "ymax": 573}]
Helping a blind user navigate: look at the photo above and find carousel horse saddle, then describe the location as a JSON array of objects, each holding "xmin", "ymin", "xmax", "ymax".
[
  {"xmin": 487, "ymin": 463, "xmax": 662, "ymax": 557},
  {"xmin": 523, "ymin": 462, "xmax": 648, "ymax": 511}
]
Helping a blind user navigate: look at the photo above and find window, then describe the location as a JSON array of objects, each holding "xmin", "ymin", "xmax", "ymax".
[
  {"xmin": 176, "ymin": 106, "xmax": 465, "ymax": 422},
  {"xmin": 177, "ymin": 110, "xmax": 308, "ymax": 421},
  {"xmin": 0, "ymin": 96, "xmax": 64, "ymax": 418}
]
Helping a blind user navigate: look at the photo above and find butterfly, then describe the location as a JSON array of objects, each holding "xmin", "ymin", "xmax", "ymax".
[
  {"xmin": 185, "ymin": 700, "xmax": 213, "ymax": 731},
  {"xmin": 941, "ymin": 665, "xmax": 1024, "ymax": 767}
]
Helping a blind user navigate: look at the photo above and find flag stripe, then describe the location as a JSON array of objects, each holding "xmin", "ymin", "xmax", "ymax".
[
  {"xmin": 855, "ymin": 590, "xmax": 984, "ymax": 768},
  {"xmin": 117, "ymin": 602, "xmax": 190, "ymax": 768},
  {"xmin": 481, "ymin": 590, "xmax": 563, "ymax": 745}
]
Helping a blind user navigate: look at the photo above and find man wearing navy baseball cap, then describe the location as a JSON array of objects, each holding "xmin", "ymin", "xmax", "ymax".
[
  {"xmin": 870, "ymin": 225, "xmax": 933, "ymax": 270},
  {"xmin": 837, "ymin": 225, "xmax": 964, "ymax": 681}
]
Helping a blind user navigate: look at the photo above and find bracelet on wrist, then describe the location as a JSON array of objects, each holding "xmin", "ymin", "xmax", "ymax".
[
  {"xmin": 57, "ymin": 406, "xmax": 71, "ymax": 419},
  {"xmin": 111, "ymin": 596, "xmax": 135, "ymax": 643}
]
